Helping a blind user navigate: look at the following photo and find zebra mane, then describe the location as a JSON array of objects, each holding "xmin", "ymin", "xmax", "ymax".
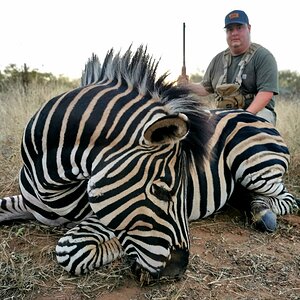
[
  {"xmin": 161, "ymin": 88, "xmax": 214, "ymax": 166},
  {"xmin": 81, "ymin": 45, "xmax": 214, "ymax": 166},
  {"xmin": 81, "ymin": 45, "xmax": 173, "ymax": 95}
]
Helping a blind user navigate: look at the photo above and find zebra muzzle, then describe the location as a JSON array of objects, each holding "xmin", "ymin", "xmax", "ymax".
[
  {"xmin": 160, "ymin": 247, "xmax": 189, "ymax": 279},
  {"xmin": 130, "ymin": 247, "xmax": 189, "ymax": 284}
]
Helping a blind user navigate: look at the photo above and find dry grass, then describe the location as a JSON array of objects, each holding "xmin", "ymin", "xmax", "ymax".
[
  {"xmin": 0, "ymin": 222, "xmax": 134, "ymax": 299},
  {"xmin": 276, "ymin": 97, "xmax": 300, "ymax": 197},
  {"xmin": 0, "ymin": 84, "xmax": 299, "ymax": 299},
  {"xmin": 1, "ymin": 211, "xmax": 299, "ymax": 299}
]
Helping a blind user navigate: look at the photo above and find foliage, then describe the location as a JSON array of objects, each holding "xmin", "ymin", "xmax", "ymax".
[
  {"xmin": 190, "ymin": 73, "xmax": 203, "ymax": 83},
  {"xmin": 0, "ymin": 63, "xmax": 79, "ymax": 93},
  {"xmin": 2, "ymin": 63, "xmax": 300, "ymax": 97},
  {"xmin": 278, "ymin": 70, "xmax": 300, "ymax": 97}
]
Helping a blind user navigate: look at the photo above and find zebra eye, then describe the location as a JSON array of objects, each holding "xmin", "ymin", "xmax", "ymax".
[{"xmin": 152, "ymin": 184, "xmax": 172, "ymax": 202}]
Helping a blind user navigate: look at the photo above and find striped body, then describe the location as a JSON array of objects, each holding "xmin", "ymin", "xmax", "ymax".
[
  {"xmin": 187, "ymin": 109, "xmax": 295, "ymax": 220},
  {"xmin": 0, "ymin": 47, "xmax": 298, "ymax": 279}
]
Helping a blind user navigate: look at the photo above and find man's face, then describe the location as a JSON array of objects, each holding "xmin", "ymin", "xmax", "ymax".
[{"xmin": 225, "ymin": 23, "xmax": 251, "ymax": 54}]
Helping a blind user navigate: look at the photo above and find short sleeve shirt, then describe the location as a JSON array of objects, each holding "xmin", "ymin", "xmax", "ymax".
[{"xmin": 201, "ymin": 44, "xmax": 279, "ymax": 111}]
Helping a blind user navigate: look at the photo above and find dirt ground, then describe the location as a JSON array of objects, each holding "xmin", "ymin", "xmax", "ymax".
[{"xmin": 1, "ymin": 204, "xmax": 299, "ymax": 300}]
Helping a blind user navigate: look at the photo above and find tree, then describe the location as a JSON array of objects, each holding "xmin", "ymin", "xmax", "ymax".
[
  {"xmin": 278, "ymin": 70, "xmax": 300, "ymax": 97},
  {"xmin": 190, "ymin": 73, "xmax": 203, "ymax": 83},
  {"xmin": 0, "ymin": 64, "xmax": 78, "ymax": 92}
]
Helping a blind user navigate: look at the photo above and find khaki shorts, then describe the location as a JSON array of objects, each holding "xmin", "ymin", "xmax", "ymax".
[{"xmin": 257, "ymin": 108, "xmax": 276, "ymax": 126}]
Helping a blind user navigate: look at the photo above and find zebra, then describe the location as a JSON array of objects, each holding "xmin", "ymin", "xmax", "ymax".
[{"xmin": 0, "ymin": 46, "xmax": 298, "ymax": 281}]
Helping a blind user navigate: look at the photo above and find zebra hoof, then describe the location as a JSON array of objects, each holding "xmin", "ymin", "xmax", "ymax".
[{"xmin": 253, "ymin": 209, "xmax": 277, "ymax": 232}]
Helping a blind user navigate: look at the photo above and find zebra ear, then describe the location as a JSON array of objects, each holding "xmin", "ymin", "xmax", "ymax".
[{"xmin": 143, "ymin": 113, "xmax": 190, "ymax": 145}]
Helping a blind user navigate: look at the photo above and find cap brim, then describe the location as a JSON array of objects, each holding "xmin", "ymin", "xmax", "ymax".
[{"xmin": 224, "ymin": 21, "xmax": 247, "ymax": 28}]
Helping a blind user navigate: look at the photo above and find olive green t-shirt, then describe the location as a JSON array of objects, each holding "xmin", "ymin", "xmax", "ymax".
[{"xmin": 202, "ymin": 44, "xmax": 278, "ymax": 111}]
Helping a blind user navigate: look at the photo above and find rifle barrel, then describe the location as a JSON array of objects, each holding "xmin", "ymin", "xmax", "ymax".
[{"xmin": 183, "ymin": 22, "xmax": 186, "ymax": 68}]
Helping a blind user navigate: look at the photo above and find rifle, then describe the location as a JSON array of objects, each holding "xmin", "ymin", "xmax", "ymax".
[{"xmin": 181, "ymin": 22, "xmax": 186, "ymax": 77}]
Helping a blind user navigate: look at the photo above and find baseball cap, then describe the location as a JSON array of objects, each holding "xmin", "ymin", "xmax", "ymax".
[{"xmin": 224, "ymin": 10, "xmax": 249, "ymax": 28}]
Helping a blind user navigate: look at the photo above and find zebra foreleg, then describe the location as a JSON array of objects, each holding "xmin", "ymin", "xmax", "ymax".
[
  {"xmin": 56, "ymin": 216, "xmax": 124, "ymax": 275},
  {"xmin": 0, "ymin": 195, "xmax": 34, "ymax": 223}
]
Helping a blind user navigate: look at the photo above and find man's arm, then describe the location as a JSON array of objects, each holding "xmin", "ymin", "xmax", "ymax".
[{"xmin": 246, "ymin": 91, "xmax": 274, "ymax": 114}]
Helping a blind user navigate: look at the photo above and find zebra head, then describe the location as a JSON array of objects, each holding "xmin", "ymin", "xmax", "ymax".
[{"xmin": 83, "ymin": 46, "xmax": 212, "ymax": 279}]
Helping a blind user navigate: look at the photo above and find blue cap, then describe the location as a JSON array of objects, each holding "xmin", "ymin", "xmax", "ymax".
[{"xmin": 224, "ymin": 10, "xmax": 249, "ymax": 28}]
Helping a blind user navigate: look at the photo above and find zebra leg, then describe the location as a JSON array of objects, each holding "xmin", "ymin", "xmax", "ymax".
[
  {"xmin": 250, "ymin": 187, "xmax": 298, "ymax": 232},
  {"xmin": 56, "ymin": 216, "xmax": 124, "ymax": 275},
  {"xmin": 0, "ymin": 195, "xmax": 34, "ymax": 223}
]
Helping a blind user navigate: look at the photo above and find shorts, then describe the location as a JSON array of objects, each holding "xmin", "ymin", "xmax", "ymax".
[{"xmin": 257, "ymin": 108, "xmax": 276, "ymax": 126}]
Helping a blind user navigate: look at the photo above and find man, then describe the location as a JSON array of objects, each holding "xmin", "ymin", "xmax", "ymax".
[{"xmin": 178, "ymin": 10, "xmax": 278, "ymax": 125}]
